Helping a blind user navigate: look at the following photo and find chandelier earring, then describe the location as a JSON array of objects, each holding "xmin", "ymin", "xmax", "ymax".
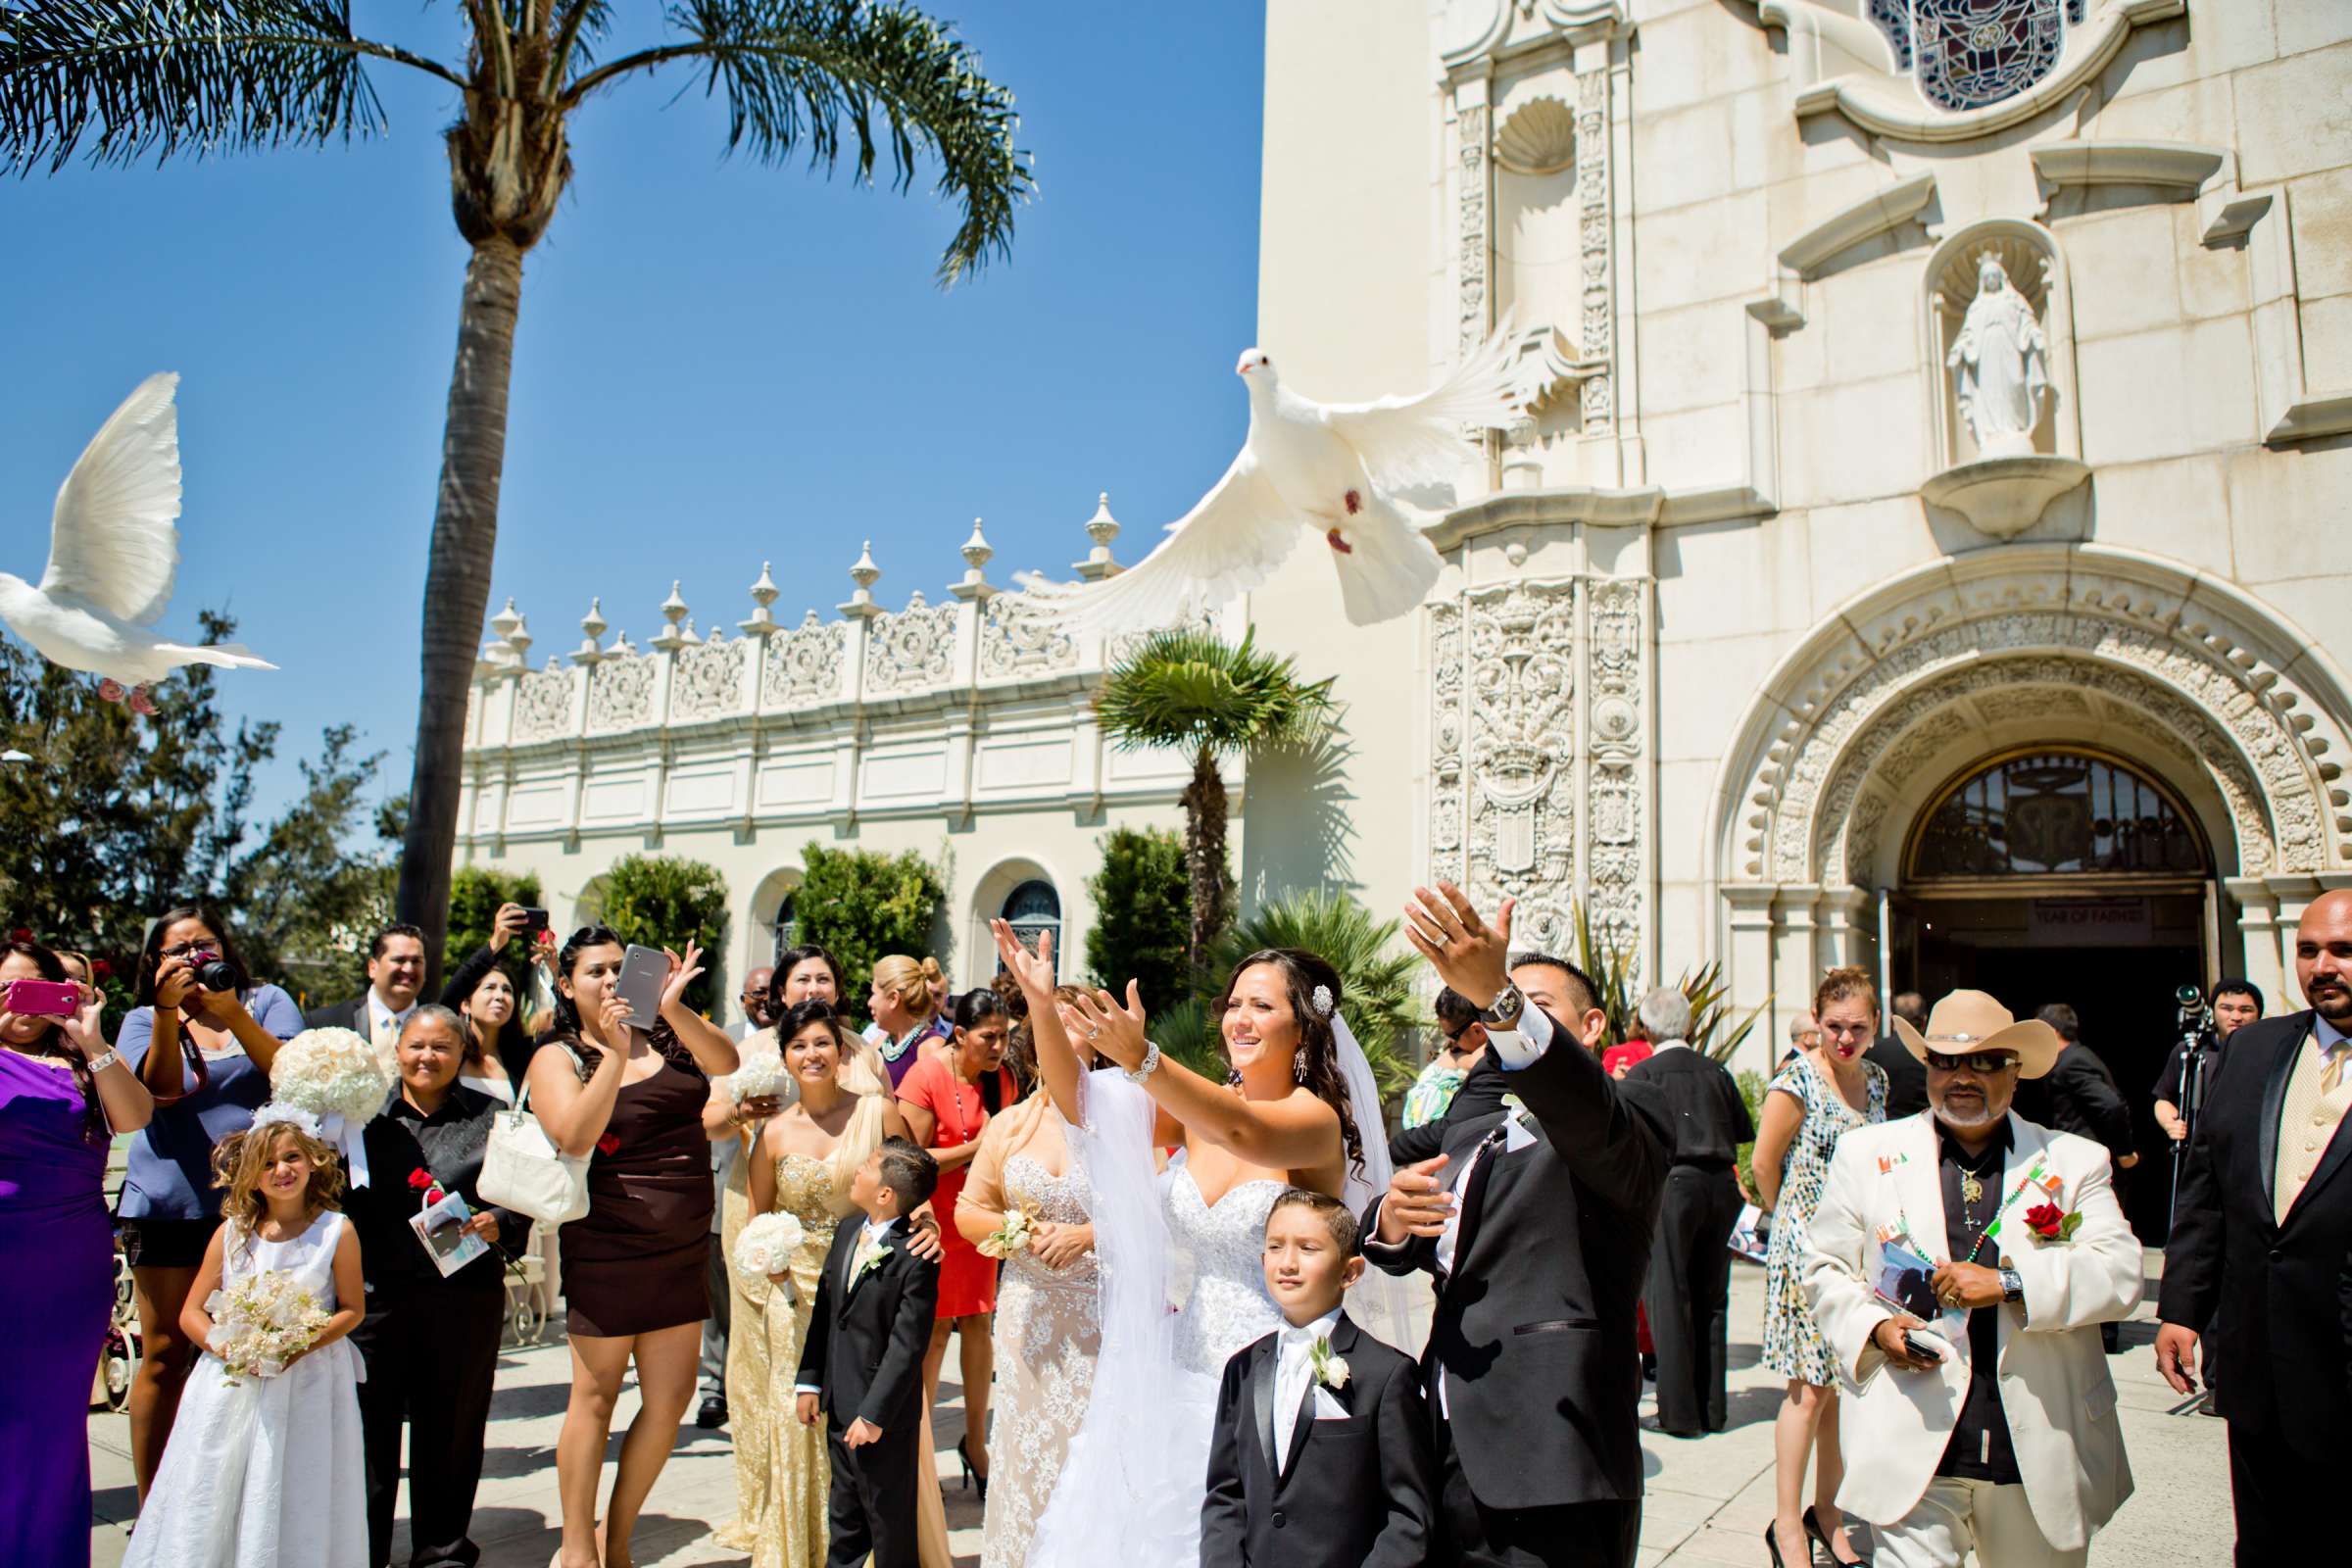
[
  {"xmin": 1294, "ymin": 1046, "xmax": 1309, "ymax": 1082},
  {"xmin": 1226, "ymin": 1065, "xmax": 1245, "ymax": 1089}
]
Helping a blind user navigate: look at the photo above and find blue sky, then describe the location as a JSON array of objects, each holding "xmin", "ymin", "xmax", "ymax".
[{"xmin": 1, "ymin": 1, "xmax": 1266, "ymax": 824}]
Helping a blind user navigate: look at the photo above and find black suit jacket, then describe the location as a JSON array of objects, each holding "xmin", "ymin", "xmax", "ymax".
[
  {"xmin": 1200, "ymin": 1312, "xmax": 1433, "ymax": 1568},
  {"xmin": 1387, "ymin": 1054, "xmax": 1510, "ymax": 1168},
  {"xmin": 796, "ymin": 1217, "xmax": 938, "ymax": 1434},
  {"xmin": 2160, "ymin": 1010, "xmax": 2352, "ymax": 1457},
  {"xmin": 1622, "ymin": 1047, "xmax": 1753, "ymax": 1166},
  {"xmin": 2016, "ymin": 1041, "xmax": 2135, "ymax": 1167},
  {"xmin": 1363, "ymin": 1008, "xmax": 1669, "ymax": 1510},
  {"xmin": 305, "ymin": 994, "xmax": 370, "ymax": 1033},
  {"xmin": 1863, "ymin": 1035, "xmax": 1929, "ymax": 1119}
]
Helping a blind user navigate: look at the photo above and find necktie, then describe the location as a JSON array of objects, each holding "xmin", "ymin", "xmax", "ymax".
[
  {"xmin": 2324, "ymin": 1042, "xmax": 2346, "ymax": 1095},
  {"xmin": 1273, "ymin": 1329, "xmax": 1317, "ymax": 1470}
]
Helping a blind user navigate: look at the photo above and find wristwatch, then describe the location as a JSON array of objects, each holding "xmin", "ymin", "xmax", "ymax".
[
  {"xmin": 1123, "ymin": 1039, "xmax": 1163, "ymax": 1086},
  {"xmin": 1998, "ymin": 1266, "xmax": 2025, "ymax": 1304},
  {"xmin": 1479, "ymin": 984, "xmax": 1527, "ymax": 1029}
]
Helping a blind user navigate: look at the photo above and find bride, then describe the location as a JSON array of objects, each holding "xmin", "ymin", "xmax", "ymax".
[{"xmin": 986, "ymin": 919, "xmax": 1404, "ymax": 1567}]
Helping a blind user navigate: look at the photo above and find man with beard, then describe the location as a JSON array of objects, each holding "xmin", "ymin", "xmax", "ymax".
[
  {"xmin": 1800, "ymin": 991, "xmax": 2142, "ymax": 1566},
  {"xmin": 2158, "ymin": 890, "xmax": 2352, "ymax": 1556}
]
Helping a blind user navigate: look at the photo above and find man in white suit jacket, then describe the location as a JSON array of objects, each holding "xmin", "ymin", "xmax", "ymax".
[{"xmin": 1801, "ymin": 991, "xmax": 2142, "ymax": 1567}]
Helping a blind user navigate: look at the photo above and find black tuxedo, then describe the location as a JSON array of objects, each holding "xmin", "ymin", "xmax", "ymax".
[
  {"xmin": 795, "ymin": 1216, "xmax": 938, "ymax": 1568},
  {"xmin": 1200, "ymin": 1312, "xmax": 1435, "ymax": 1568},
  {"xmin": 305, "ymin": 994, "xmax": 372, "ymax": 1033},
  {"xmin": 1364, "ymin": 1008, "xmax": 1668, "ymax": 1567},
  {"xmin": 2161, "ymin": 1009, "xmax": 2352, "ymax": 1553},
  {"xmin": 1388, "ymin": 1054, "xmax": 1510, "ymax": 1169},
  {"xmin": 1622, "ymin": 1046, "xmax": 1752, "ymax": 1435}
]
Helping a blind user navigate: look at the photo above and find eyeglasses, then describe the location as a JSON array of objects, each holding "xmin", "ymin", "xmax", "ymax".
[
  {"xmin": 158, "ymin": 941, "xmax": 216, "ymax": 959},
  {"xmin": 1926, "ymin": 1050, "xmax": 2021, "ymax": 1074}
]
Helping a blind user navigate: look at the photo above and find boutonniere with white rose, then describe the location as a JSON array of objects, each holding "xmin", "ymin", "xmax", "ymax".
[
  {"xmin": 1307, "ymin": 1336, "xmax": 1349, "ymax": 1392},
  {"xmin": 854, "ymin": 1233, "xmax": 892, "ymax": 1283}
]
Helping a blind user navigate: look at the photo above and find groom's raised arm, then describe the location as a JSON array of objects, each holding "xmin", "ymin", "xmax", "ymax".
[{"xmin": 1494, "ymin": 1006, "xmax": 1667, "ymax": 1219}]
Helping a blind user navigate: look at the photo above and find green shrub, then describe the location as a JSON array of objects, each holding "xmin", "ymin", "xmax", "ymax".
[
  {"xmin": 792, "ymin": 843, "xmax": 947, "ymax": 1006},
  {"xmin": 1084, "ymin": 826, "xmax": 1191, "ymax": 1015},
  {"xmin": 1736, "ymin": 1067, "xmax": 1767, "ymax": 1200},
  {"xmin": 593, "ymin": 854, "xmax": 730, "ymax": 1014},
  {"xmin": 444, "ymin": 865, "xmax": 544, "ymax": 980}
]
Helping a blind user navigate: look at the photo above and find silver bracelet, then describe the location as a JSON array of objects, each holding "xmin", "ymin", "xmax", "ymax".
[
  {"xmin": 86, "ymin": 1049, "xmax": 122, "ymax": 1074},
  {"xmin": 1122, "ymin": 1039, "xmax": 1163, "ymax": 1085}
]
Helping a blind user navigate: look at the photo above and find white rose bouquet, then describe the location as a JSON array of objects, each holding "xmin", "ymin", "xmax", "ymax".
[
  {"xmin": 734, "ymin": 1211, "xmax": 809, "ymax": 1299},
  {"xmin": 728, "ymin": 1050, "xmax": 785, "ymax": 1104},
  {"xmin": 207, "ymin": 1270, "xmax": 331, "ymax": 1385},
  {"xmin": 270, "ymin": 1027, "xmax": 388, "ymax": 1125}
]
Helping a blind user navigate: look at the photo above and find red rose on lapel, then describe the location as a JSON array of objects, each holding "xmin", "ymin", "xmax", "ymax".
[
  {"xmin": 2025, "ymin": 1201, "xmax": 2063, "ymax": 1238},
  {"xmin": 596, "ymin": 1133, "xmax": 621, "ymax": 1157}
]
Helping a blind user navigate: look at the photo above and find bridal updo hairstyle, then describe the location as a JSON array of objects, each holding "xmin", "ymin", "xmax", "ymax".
[{"xmin": 1216, "ymin": 948, "xmax": 1365, "ymax": 1178}]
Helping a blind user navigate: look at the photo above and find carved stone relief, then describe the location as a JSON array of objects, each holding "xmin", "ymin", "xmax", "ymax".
[
  {"xmin": 586, "ymin": 653, "xmax": 654, "ymax": 735},
  {"xmin": 864, "ymin": 596, "xmax": 958, "ymax": 696},
  {"xmin": 1585, "ymin": 578, "xmax": 1644, "ymax": 966},
  {"xmin": 1576, "ymin": 69, "xmax": 1613, "ymax": 428},
  {"xmin": 672, "ymin": 635, "xmax": 746, "ymax": 722},
  {"xmin": 514, "ymin": 664, "xmax": 576, "ymax": 744},
  {"xmin": 1458, "ymin": 103, "xmax": 1492, "ymax": 352},
  {"xmin": 980, "ymin": 592, "xmax": 1078, "ymax": 679},
  {"xmin": 762, "ymin": 612, "xmax": 846, "ymax": 710}
]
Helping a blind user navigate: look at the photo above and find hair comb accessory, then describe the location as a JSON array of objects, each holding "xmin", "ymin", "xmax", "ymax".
[
  {"xmin": 1310, "ymin": 983, "xmax": 1336, "ymax": 1018},
  {"xmin": 249, "ymin": 1102, "xmax": 324, "ymax": 1140}
]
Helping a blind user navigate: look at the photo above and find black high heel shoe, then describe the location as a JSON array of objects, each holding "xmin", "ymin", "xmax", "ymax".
[
  {"xmin": 1763, "ymin": 1520, "xmax": 1795, "ymax": 1568},
  {"xmin": 1805, "ymin": 1504, "xmax": 1872, "ymax": 1566},
  {"xmin": 957, "ymin": 1436, "xmax": 989, "ymax": 1503}
]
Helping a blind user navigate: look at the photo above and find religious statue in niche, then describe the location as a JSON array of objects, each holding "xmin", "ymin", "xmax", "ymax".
[{"xmin": 1946, "ymin": 253, "xmax": 2050, "ymax": 458}]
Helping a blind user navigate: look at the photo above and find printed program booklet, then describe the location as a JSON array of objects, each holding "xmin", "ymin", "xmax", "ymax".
[{"xmin": 411, "ymin": 1190, "xmax": 490, "ymax": 1277}]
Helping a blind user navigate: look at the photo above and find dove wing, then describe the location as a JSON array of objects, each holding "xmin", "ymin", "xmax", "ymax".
[
  {"xmin": 1314, "ymin": 318, "xmax": 1519, "ymax": 490},
  {"xmin": 1021, "ymin": 451, "xmax": 1298, "ymax": 634},
  {"xmin": 40, "ymin": 372, "xmax": 183, "ymax": 626}
]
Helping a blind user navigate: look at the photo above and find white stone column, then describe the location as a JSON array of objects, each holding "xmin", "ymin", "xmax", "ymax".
[{"xmin": 1725, "ymin": 886, "xmax": 1780, "ymax": 1079}]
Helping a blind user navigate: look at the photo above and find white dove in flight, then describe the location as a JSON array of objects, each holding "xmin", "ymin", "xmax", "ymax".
[
  {"xmin": 0, "ymin": 372, "xmax": 273, "ymax": 715},
  {"xmin": 1021, "ymin": 324, "xmax": 1520, "ymax": 630}
]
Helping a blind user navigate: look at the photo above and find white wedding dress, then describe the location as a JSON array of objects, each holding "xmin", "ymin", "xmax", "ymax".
[
  {"xmin": 1028, "ymin": 1058, "xmax": 1405, "ymax": 1568},
  {"xmin": 125, "ymin": 1209, "xmax": 368, "ymax": 1568}
]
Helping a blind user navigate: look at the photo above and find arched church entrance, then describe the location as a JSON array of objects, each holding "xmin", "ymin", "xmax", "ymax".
[{"xmin": 1886, "ymin": 747, "xmax": 2211, "ymax": 1242}]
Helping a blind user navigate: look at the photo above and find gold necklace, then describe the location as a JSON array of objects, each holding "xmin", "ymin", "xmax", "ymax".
[{"xmin": 1960, "ymin": 1169, "xmax": 1984, "ymax": 1205}]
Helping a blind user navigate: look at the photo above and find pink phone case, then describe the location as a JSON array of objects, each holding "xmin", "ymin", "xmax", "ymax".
[{"xmin": 5, "ymin": 979, "xmax": 81, "ymax": 1017}]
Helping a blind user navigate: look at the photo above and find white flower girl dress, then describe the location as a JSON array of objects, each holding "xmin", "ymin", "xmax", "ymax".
[{"xmin": 125, "ymin": 1208, "xmax": 368, "ymax": 1567}]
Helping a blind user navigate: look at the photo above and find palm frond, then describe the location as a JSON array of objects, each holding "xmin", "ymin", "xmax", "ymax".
[
  {"xmin": 0, "ymin": 0, "xmax": 459, "ymax": 174},
  {"xmin": 564, "ymin": 0, "xmax": 1029, "ymax": 283},
  {"xmin": 1097, "ymin": 627, "xmax": 1338, "ymax": 760}
]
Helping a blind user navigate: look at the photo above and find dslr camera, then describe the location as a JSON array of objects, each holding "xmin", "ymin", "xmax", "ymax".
[{"xmin": 188, "ymin": 952, "xmax": 238, "ymax": 993}]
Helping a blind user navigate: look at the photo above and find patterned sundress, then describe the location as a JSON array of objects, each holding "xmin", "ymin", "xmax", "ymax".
[{"xmin": 1761, "ymin": 1053, "xmax": 1887, "ymax": 1386}]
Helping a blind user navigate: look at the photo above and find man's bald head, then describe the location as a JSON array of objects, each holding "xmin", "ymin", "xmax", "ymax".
[{"xmin": 2295, "ymin": 889, "xmax": 2352, "ymax": 1026}]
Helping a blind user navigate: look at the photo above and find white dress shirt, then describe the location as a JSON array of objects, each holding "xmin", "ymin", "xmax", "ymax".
[
  {"xmin": 368, "ymin": 991, "xmax": 416, "ymax": 1045},
  {"xmin": 1272, "ymin": 1307, "xmax": 1344, "ymax": 1472}
]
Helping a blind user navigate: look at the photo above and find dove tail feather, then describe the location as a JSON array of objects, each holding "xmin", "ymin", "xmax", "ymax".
[
  {"xmin": 157, "ymin": 642, "xmax": 277, "ymax": 671},
  {"xmin": 1331, "ymin": 495, "xmax": 1444, "ymax": 627}
]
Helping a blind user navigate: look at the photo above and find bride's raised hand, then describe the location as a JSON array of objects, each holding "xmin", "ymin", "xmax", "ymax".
[
  {"xmin": 988, "ymin": 919, "xmax": 1055, "ymax": 999},
  {"xmin": 1065, "ymin": 982, "xmax": 1150, "ymax": 1073}
]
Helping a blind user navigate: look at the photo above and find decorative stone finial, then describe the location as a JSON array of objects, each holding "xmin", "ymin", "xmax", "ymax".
[
  {"xmin": 573, "ymin": 597, "xmax": 608, "ymax": 665},
  {"xmin": 841, "ymin": 540, "xmax": 883, "ymax": 617},
  {"xmin": 740, "ymin": 562, "xmax": 783, "ymax": 637},
  {"xmin": 1074, "ymin": 492, "xmax": 1122, "ymax": 581},
  {"xmin": 652, "ymin": 582, "xmax": 692, "ymax": 652},
  {"xmin": 953, "ymin": 518, "xmax": 997, "ymax": 602},
  {"xmin": 491, "ymin": 598, "xmax": 523, "ymax": 642},
  {"xmin": 501, "ymin": 609, "xmax": 532, "ymax": 664}
]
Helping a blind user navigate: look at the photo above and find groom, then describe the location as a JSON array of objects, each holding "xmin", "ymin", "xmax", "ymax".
[{"xmin": 1364, "ymin": 884, "xmax": 1669, "ymax": 1568}]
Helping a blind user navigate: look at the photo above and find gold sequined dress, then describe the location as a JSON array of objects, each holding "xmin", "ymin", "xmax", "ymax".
[{"xmin": 712, "ymin": 1152, "xmax": 840, "ymax": 1568}]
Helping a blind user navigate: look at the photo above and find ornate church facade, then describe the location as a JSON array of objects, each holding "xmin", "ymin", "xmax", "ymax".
[{"xmin": 455, "ymin": 1, "xmax": 2352, "ymax": 1094}]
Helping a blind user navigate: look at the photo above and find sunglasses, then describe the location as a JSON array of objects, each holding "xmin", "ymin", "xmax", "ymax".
[{"xmin": 1926, "ymin": 1049, "xmax": 2020, "ymax": 1074}]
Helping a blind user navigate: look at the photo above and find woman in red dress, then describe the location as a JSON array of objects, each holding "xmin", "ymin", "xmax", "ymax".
[{"xmin": 895, "ymin": 988, "xmax": 1016, "ymax": 1496}]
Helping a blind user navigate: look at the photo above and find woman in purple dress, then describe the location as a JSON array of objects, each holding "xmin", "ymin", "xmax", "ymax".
[{"xmin": 0, "ymin": 937, "xmax": 154, "ymax": 1567}]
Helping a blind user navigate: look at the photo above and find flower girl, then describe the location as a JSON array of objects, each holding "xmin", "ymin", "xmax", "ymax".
[{"xmin": 125, "ymin": 1104, "xmax": 368, "ymax": 1567}]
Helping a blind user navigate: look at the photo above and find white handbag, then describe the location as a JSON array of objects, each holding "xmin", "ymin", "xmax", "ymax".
[{"xmin": 477, "ymin": 1053, "xmax": 591, "ymax": 1226}]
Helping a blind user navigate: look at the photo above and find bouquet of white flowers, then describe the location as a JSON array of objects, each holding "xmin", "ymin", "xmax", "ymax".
[
  {"xmin": 207, "ymin": 1269, "xmax": 331, "ymax": 1385},
  {"xmin": 977, "ymin": 1204, "xmax": 1037, "ymax": 1260},
  {"xmin": 734, "ymin": 1211, "xmax": 809, "ymax": 1298},
  {"xmin": 728, "ymin": 1050, "xmax": 785, "ymax": 1104},
  {"xmin": 270, "ymin": 1028, "xmax": 388, "ymax": 1125}
]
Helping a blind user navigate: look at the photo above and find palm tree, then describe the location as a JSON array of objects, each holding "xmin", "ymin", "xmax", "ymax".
[
  {"xmin": 1, "ymin": 2, "xmax": 1029, "ymax": 986},
  {"xmin": 1095, "ymin": 626, "xmax": 1335, "ymax": 982}
]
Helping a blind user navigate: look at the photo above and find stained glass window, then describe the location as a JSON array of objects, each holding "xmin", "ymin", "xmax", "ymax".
[
  {"xmin": 1870, "ymin": 0, "xmax": 1916, "ymax": 72},
  {"xmin": 1909, "ymin": 753, "xmax": 2206, "ymax": 879},
  {"xmin": 1913, "ymin": 0, "xmax": 2066, "ymax": 111}
]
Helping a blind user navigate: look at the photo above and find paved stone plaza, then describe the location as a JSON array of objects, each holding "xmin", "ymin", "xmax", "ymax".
[{"xmin": 86, "ymin": 1252, "xmax": 2229, "ymax": 1567}]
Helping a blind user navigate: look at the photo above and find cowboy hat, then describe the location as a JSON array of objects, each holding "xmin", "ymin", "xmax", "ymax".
[{"xmin": 1890, "ymin": 989, "xmax": 2063, "ymax": 1079}]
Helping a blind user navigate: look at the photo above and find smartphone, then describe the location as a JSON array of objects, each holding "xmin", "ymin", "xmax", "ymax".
[
  {"xmin": 5, "ymin": 978, "xmax": 81, "ymax": 1017},
  {"xmin": 1902, "ymin": 1333, "xmax": 1943, "ymax": 1362},
  {"xmin": 517, "ymin": 906, "xmax": 550, "ymax": 936},
  {"xmin": 612, "ymin": 945, "xmax": 670, "ymax": 1030}
]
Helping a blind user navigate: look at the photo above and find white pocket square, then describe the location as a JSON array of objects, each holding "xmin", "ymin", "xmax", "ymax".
[
  {"xmin": 1502, "ymin": 1115, "xmax": 1539, "ymax": 1153},
  {"xmin": 1312, "ymin": 1387, "xmax": 1349, "ymax": 1420}
]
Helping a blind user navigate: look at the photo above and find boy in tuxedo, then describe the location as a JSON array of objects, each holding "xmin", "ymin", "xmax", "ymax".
[
  {"xmin": 1201, "ymin": 1189, "xmax": 1435, "ymax": 1568},
  {"xmin": 795, "ymin": 1137, "xmax": 941, "ymax": 1568}
]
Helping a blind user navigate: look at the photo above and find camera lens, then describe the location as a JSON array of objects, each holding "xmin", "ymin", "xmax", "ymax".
[
  {"xmin": 194, "ymin": 956, "xmax": 238, "ymax": 991},
  {"xmin": 2175, "ymin": 984, "xmax": 2202, "ymax": 1005}
]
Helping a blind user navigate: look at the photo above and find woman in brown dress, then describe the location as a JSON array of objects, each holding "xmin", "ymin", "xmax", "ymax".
[{"xmin": 527, "ymin": 926, "xmax": 739, "ymax": 1568}]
